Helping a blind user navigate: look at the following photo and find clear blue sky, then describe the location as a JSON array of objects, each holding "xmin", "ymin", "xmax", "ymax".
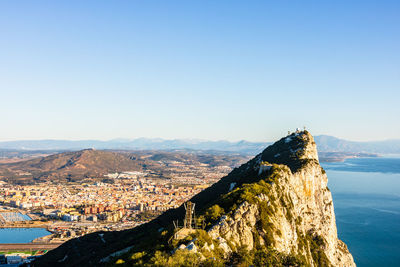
[{"xmin": 1, "ymin": 0, "xmax": 399, "ymax": 142}]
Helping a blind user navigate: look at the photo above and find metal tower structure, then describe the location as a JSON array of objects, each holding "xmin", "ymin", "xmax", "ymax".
[{"xmin": 183, "ymin": 201, "xmax": 195, "ymax": 229}]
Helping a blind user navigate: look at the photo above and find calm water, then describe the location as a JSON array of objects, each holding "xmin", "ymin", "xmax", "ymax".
[
  {"xmin": 0, "ymin": 228, "xmax": 50, "ymax": 243},
  {"xmin": 322, "ymin": 157, "xmax": 400, "ymax": 267}
]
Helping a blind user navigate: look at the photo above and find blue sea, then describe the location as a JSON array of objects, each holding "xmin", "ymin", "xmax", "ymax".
[
  {"xmin": 0, "ymin": 228, "xmax": 50, "ymax": 244},
  {"xmin": 322, "ymin": 156, "xmax": 400, "ymax": 267}
]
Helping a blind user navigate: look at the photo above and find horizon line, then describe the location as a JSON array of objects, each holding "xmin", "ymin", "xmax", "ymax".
[{"xmin": 0, "ymin": 135, "xmax": 399, "ymax": 144}]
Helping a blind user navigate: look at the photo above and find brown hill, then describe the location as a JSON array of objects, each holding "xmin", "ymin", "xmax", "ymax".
[{"xmin": 0, "ymin": 149, "xmax": 143, "ymax": 183}]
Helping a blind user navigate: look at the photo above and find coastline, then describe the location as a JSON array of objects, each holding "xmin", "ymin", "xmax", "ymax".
[{"xmin": 319, "ymin": 152, "xmax": 379, "ymax": 163}]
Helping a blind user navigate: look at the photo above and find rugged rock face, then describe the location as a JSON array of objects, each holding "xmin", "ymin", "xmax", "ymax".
[
  {"xmin": 35, "ymin": 131, "xmax": 355, "ymax": 267},
  {"xmin": 187, "ymin": 131, "xmax": 354, "ymax": 266},
  {"xmin": 206, "ymin": 132, "xmax": 355, "ymax": 266}
]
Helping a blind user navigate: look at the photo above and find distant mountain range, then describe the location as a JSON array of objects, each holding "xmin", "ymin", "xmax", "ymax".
[
  {"xmin": 0, "ymin": 135, "xmax": 399, "ymax": 154},
  {"xmin": 314, "ymin": 135, "xmax": 400, "ymax": 154},
  {"xmin": 0, "ymin": 138, "xmax": 267, "ymax": 154}
]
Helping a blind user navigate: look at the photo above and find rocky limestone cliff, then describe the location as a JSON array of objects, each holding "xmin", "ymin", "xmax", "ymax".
[
  {"xmin": 35, "ymin": 131, "xmax": 355, "ymax": 267},
  {"xmin": 205, "ymin": 133, "xmax": 354, "ymax": 266},
  {"xmin": 176, "ymin": 131, "xmax": 354, "ymax": 266}
]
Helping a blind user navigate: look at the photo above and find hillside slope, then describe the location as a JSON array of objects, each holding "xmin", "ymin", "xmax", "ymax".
[
  {"xmin": 34, "ymin": 131, "xmax": 354, "ymax": 266},
  {"xmin": 0, "ymin": 149, "xmax": 143, "ymax": 183}
]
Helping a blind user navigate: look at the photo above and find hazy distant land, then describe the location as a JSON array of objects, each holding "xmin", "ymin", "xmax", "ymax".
[{"xmin": 0, "ymin": 135, "xmax": 399, "ymax": 154}]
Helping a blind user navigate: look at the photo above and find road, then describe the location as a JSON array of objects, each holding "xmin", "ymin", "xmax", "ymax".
[{"xmin": 0, "ymin": 242, "xmax": 62, "ymax": 251}]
